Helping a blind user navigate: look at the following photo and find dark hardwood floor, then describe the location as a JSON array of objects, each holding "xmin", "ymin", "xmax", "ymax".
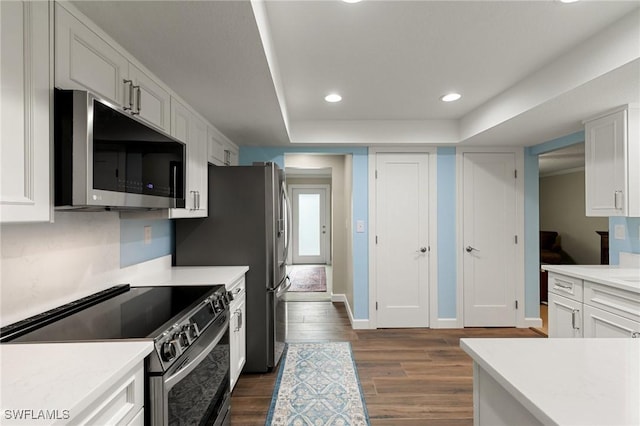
[{"xmin": 230, "ymin": 301, "xmax": 543, "ymax": 425}]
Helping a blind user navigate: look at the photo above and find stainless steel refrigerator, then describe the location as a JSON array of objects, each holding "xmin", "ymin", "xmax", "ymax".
[{"xmin": 174, "ymin": 162, "xmax": 291, "ymax": 373}]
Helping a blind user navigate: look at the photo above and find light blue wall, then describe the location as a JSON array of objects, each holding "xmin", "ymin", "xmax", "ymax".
[
  {"xmin": 524, "ymin": 148, "xmax": 540, "ymax": 318},
  {"xmin": 436, "ymin": 147, "xmax": 457, "ymax": 318},
  {"xmin": 609, "ymin": 217, "xmax": 640, "ymax": 264},
  {"xmin": 240, "ymin": 146, "xmax": 370, "ymax": 319},
  {"xmin": 120, "ymin": 219, "xmax": 174, "ymax": 268}
]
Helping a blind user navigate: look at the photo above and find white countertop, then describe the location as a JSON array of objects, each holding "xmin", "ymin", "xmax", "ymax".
[
  {"xmin": 542, "ymin": 264, "xmax": 640, "ymax": 294},
  {"xmin": 461, "ymin": 338, "xmax": 640, "ymax": 426},
  {"xmin": 0, "ymin": 341, "xmax": 153, "ymax": 425},
  {"xmin": 129, "ymin": 266, "xmax": 249, "ymax": 290}
]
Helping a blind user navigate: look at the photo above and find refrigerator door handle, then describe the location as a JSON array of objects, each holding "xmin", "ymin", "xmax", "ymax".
[
  {"xmin": 282, "ymin": 188, "xmax": 292, "ymax": 265},
  {"xmin": 276, "ymin": 276, "xmax": 292, "ymax": 298}
]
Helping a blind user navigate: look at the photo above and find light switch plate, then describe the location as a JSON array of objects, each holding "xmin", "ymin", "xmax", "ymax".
[
  {"xmin": 356, "ymin": 220, "xmax": 365, "ymax": 233},
  {"xmin": 144, "ymin": 226, "xmax": 152, "ymax": 244},
  {"xmin": 614, "ymin": 224, "xmax": 625, "ymax": 240}
]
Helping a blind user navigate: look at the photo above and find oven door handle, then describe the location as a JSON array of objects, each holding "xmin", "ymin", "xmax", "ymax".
[{"xmin": 164, "ymin": 319, "xmax": 229, "ymax": 392}]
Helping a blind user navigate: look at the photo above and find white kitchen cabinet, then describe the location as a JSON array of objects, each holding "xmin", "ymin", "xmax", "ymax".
[
  {"xmin": 547, "ymin": 269, "xmax": 640, "ymax": 339},
  {"xmin": 72, "ymin": 362, "xmax": 144, "ymax": 426},
  {"xmin": 548, "ymin": 272, "xmax": 584, "ymax": 338},
  {"xmin": 208, "ymin": 126, "xmax": 240, "ymax": 166},
  {"xmin": 583, "ymin": 279, "xmax": 640, "ymax": 338},
  {"xmin": 55, "ymin": 3, "xmax": 171, "ymax": 133},
  {"xmin": 228, "ymin": 276, "xmax": 246, "ymax": 391},
  {"xmin": 55, "ymin": 3, "xmax": 128, "ymax": 106},
  {"xmin": 548, "ymin": 292, "xmax": 583, "ymax": 338},
  {"xmin": 584, "ymin": 105, "xmax": 640, "ymax": 217},
  {"xmin": 170, "ymin": 98, "xmax": 208, "ymax": 218},
  {"xmin": 583, "ymin": 305, "xmax": 640, "ymax": 338},
  {"xmin": 126, "ymin": 63, "xmax": 171, "ymax": 132},
  {"xmin": 1, "ymin": 0, "xmax": 53, "ymax": 223}
]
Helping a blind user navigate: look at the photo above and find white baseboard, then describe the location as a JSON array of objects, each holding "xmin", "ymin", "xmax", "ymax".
[
  {"xmin": 524, "ymin": 317, "xmax": 543, "ymax": 328},
  {"xmin": 331, "ymin": 294, "xmax": 371, "ymax": 329},
  {"xmin": 430, "ymin": 318, "xmax": 459, "ymax": 329}
]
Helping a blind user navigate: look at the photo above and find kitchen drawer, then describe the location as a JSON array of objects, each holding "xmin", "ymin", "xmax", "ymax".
[
  {"xmin": 583, "ymin": 304, "xmax": 640, "ymax": 338},
  {"xmin": 548, "ymin": 272, "xmax": 583, "ymax": 302},
  {"xmin": 584, "ymin": 281, "xmax": 640, "ymax": 323},
  {"xmin": 71, "ymin": 362, "xmax": 144, "ymax": 426},
  {"xmin": 227, "ymin": 276, "xmax": 246, "ymax": 302}
]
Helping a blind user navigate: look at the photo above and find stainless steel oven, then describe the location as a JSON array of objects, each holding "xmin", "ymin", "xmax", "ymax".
[
  {"xmin": 148, "ymin": 305, "xmax": 230, "ymax": 426},
  {"xmin": 0, "ymin": 284, "xmax": 232, "ymax": 426}
]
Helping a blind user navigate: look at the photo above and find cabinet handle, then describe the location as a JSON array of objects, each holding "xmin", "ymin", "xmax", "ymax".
[
  {"xmin": 554, "ymin": 283, "xmax": 572, "ymax": 290},
  {"xmin": 123, "ymin": 79, "xmax": 134, "ymax": 111},
  {"xmin": 614, "ymin": 190, "xmax": 623, "ymax": 209},
  {"xmin": 190, "ymin": 190, "xmax": 197, "ymax": 211},
  {"xmin": 196, "ymin": 191, "xmax": 201, "ymax": 210},
  {"xmin": 136, "ymin": 86, "xmax": 142, "ymax": 114},
  {"xmin": 131, "ymin": 86, "xmax": 141, "ymax": 115},
  {"xmin": 237, "ymin": 309, "xmax": 242, "ymax": 331},
  {"xmin": 571, "ymin": 309, "xmax": 579, "ymax": 330}
]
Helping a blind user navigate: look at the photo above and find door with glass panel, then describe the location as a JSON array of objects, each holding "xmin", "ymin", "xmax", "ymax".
[{"xmin": 291, "ymin": 186, "xmax": 330, "ymax": 264}]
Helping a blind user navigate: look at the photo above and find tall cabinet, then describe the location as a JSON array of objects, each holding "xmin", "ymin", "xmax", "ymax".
[
  {"xmin": 0, "ymin": 1, "xmax": 53, "ymax": 223},
  {"xmin": 584, "ymin": 105, "xmax": 640, "ymax": 217}
]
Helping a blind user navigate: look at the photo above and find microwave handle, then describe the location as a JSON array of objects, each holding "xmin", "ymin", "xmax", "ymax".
[{"xmin": 172, "ymin": 165, "xmax": 178, "ymax": 200}]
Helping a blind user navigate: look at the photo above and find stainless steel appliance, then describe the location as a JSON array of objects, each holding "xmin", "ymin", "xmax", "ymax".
[
  {"xmin": 54, "ymin": 89, "xmax": 186, "ymax": 210},
  {"xmin": 0, "ymin": 284, "xmax": 230, "ymax": 426},
  {"xmin": 175, "ymin": 163, "xmax": 291, "ymax": 373}
]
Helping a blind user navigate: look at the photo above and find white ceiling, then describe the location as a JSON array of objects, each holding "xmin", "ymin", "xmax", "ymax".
[{"xmin": 71, "ymin": 0, "xmax": 640, "ymax": 148}]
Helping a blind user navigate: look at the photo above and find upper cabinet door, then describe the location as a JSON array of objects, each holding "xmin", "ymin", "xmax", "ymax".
[
  {"xmin": 128, "ymin": 63, "xmax": 171, "ymax": 133},
  {"xmin": 584, "ymin": 106, "xmax": 640, "ymax": 217},
  {"xmin": 1, "ymin": 1, "xmax": 52, "ymax": 223},
  {"xmin": 55, "ymin": 3, "xmax": 127, "ymax": 106},
  {"xmin": 170, "ymin": 98, "xmax": 207, "ymax": 219}
]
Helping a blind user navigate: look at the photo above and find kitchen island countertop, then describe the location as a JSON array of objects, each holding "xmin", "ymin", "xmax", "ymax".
[
  {"xmin": 542, "ymin": 264, "xmax": 640, "ymax": 294},
  {"xmin": 0, "ymin": 341, "xmax": 153, "ymax": 425},
  {"xmin": 129, "ymin": 265, "xmax": 249, "ymax": 289},
  {"xmin": 461, "ymin": 338, "xmax": 640, "ymax": 426}
]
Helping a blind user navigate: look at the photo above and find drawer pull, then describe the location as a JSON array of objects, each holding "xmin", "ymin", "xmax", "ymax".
[{"xmin": 554, "ymin": 282, "xmax": 572, "ymax": 290}]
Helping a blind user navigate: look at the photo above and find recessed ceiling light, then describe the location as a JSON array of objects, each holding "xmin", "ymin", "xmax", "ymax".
[
  {"xmin": 441, "ymin": 93, "xmax": 462, "ymax": 102},
  {"xmin": 325, "ymin": 93, "xmax": 342, "ymax": 103},
  {"xmin": 559, "ymin": 0, "xmax": 580, "ymax": 3},
  {"xmin": 343, "ymin": 0, "xmax": 362, "ymax": 3}
]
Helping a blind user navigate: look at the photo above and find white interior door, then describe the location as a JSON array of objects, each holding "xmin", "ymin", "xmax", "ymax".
[
  {"xmin": 375, "ymin": 153, "xmax": 430, "ymax": 327},
  {"xmin": 462, "ymin": 152, "xmax": 517, "ymax": 327},
  {"xmin": 291, "ymin": 186, "xmax": 329, "ymax": 264}
]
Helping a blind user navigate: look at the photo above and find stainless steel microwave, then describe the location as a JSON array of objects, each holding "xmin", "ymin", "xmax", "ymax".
[{"xmin": 54, "ymin": 89, "xmax": 185, "ymax": 210}]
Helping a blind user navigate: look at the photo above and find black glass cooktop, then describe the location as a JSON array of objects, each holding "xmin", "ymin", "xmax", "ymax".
[{"xmin": 0, "ymin": 285, "xmax": 218, "ymax": 343}]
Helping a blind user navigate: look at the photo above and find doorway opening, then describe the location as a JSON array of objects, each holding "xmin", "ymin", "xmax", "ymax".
[
  {"xmin": 283, "ymin": 154, "xmax": 353, "ymax": 303},
  {"xmin": 536, "ymin": 142, "xmax": 607, "ymax": 335}
]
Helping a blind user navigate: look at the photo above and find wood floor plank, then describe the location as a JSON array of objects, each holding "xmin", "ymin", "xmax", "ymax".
[{"xmin": 230, "ymin": 301, "xmax": 543, "ymax": 425}]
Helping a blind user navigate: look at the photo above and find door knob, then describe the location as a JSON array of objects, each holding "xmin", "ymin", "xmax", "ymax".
[
  {"xmin": 419, "ymin": 247, "xmax": 427, "ymax": 253},
  {"xmin": 466, "ymin": 246, "xmax": 479, "ymax": 253}
]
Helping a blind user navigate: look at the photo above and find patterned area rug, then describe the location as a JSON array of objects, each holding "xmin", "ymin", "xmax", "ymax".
[
  {"xmin": 288, "ymin": 266, "xmax": 327, "ymax": 292},
  {"xmin": 266, "ymin": 342, "xmax": 370, "ymax": 426}
]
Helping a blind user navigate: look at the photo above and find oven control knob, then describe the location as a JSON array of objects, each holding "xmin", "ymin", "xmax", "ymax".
[
  {"xmin": 161, "ymin": 341, "xmax": 178, "ymax": 362},
  {"xmin": 179, "ymin": 331, "xmax": 190, "ymax": 347},
  {"xmin": 188, "ymin": 323, "xmax": 199, "ymax": 339}
]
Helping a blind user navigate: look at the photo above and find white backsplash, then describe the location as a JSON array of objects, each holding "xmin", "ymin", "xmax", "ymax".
[
  {"xmin": 619, "ymin": 252, "xmax": 640, "ymax": 269},
  {"xmin": 1, "ymin": 211, "xmax": 122, "ymax": 327}
]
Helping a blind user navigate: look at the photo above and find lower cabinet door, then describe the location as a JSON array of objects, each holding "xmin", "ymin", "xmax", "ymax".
[
  {"xmin": 127, "ymin": 408, "xmax": 144, "ymax": 426},
  {"xmin": 548, "ymin": 293, "xmax": 583, "ymax": 338},
  {"xmin": 583, "ymin": 305, "xmax": 640, "ymax": 338}
]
